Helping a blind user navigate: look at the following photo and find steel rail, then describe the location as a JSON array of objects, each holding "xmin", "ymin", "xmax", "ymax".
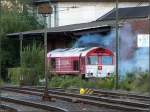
[
  {"xmin": 65, "ymin": 87, "xmax": 150, "ymax": 100},
  {"xmin": 16, "ymin": 87, "xmax": 149, "ymax": 107},
  {"xmin": 13, "ymin": 86, "xmax": 150, "ymax": 101},
  {"xmin": 49, "ymin": 87, "xmax": 150, "ymax": 101},
  {"xmin": 0, "ymin": 96, "xmax": 68, "ymax": 112},
  {"xmin": 1, "ymin": 87, "xmax": 149, "ymax": 112},
  {"xmin": 27, "ymin": 86, "xmax": 150, "ymax": 99},
  {"xmin": 93, "ymin": 89, "xmax": 150, "ymax": 100}
]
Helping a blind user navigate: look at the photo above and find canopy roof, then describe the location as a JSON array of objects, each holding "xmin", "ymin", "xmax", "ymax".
[{"xmin": 7, "ymin": 21, "xmax": 114, "ymax": 39}]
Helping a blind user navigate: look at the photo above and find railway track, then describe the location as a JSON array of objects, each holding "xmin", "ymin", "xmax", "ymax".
[
  {"xmin": 1, "ymin": 86, "xmax": 150, "ymax": 112},
  {"xmin": 19, "ymin": 86, "xmax": 150, "ymax": 102},
  {"xmin": 50, "ymin": 87, "xmax": 150, "ymax": 102},
  {"xmin": 92, "ymin": 89, "xmax": 150, "ymax": 101},
  {"xmin": 0, "ymin": 96, "xmax": 67, "ymax": 112},
  {"xmin": 26, "ymin": 86, "xmax": 150, "ymax": 101}
]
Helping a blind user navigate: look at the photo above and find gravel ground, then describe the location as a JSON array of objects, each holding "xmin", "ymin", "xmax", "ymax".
[
  {"xmin": 1, "ymin": 102, "xmax": 50, "ymax": 112},
  {"xmin": 0, "ymin": 90, "xmax": 133, "ymax": 112}
]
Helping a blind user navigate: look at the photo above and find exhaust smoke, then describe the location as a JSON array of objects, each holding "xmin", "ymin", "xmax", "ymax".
[{"xmin": 74, "ymin": 23, "xmax": 149, "ymax": 76}]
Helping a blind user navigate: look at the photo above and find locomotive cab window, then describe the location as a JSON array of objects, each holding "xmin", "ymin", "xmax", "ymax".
[
  {"xmin": 102, "ymin": 56, "xmax": 112, "ymax": 65},
  {"xmin": 87, "ymin": 56, "xmax": 98, "ymax": 65},
  {"xmin": 73, "ymin": 60, "xmax": 79, "ymax": 71},
  {"xmin": 50, "ymin": 58, "xmax": 56, "ymax": 69}
]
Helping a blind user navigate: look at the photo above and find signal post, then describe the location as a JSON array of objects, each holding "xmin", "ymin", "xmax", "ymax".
[{"xmin": 34, "ymin": 1, "xmax": 53, "ymax": 101}]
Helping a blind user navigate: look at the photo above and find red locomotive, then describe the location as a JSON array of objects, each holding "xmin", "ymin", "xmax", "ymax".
[{"xmin": 47, "ymin": 47, "xmax": 115, "ymax": 78}]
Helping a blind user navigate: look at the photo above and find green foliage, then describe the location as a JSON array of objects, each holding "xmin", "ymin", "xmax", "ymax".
[
  {"xmin": 120, "ymin": 72, "xmax": 149, "ymax": 93},
  {"xmin": 95, "ymin": 77, "xmax": 115, "ymax": 89},
  {"xmin": 48, "ymin": 73, "xmax": 149, "ymax": 93},
  {"xmin": 8, "ymin": 43, "xmax": 44, "ymax": 85},
  {"xmin": 0, "ymin": 79, "xmax": 4, "ymax": 87},
  {"xmin": 48, "ymin": 76, "xmax": 115, "ymax": 89},
  {"xmin": 0, "ymin": 1, "xmax": 44, "ymax": 80},
  {"xmin": 120, "ymin": 73, "xmax": 136, "ymax": 91},
  {"xmin": 8, "ymin": 67, "xmax": 39, "ymax": 85},
  {"xmin": 133, "ymin": 73, "xmax": 149, "ymax": 93},
  {"xmin": 15, "ymin": 69, "xmax": 147, "ymax": 92},
  {"xmin": 21, "ymin": 43, "xmax": 44, "ymax": 78}
]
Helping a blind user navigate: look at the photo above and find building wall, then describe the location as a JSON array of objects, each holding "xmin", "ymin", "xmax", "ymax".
[
  {"xmin": 46, "ymin": 18, "xmax": 149, "ymax": 51},
  {"xmin": 129, "ymin": 19, "xmax": 149, "ymax": 71},
  {"xmin": 47, "ymin": 2, "xmax": 148, "ymax": 27},
  {"xmin": 130, "ymin": 19, "xmax": 149, "ymax": 34},
  {"xmin": 47, "ymin": 37, "xmax": 73, "ymax": 51}
]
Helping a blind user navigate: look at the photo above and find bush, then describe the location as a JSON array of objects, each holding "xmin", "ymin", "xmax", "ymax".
[
  {"xmin": 120, "ymin": 72, "xmax": 149, "ymax": 93},
  {"xmin": 96, "ymin": 78, "xmax": 115, "ymax": 89},
  {"xmin": 0, "ymin": 79, "xmax": 4, "ymax": 87},
  {"xmin": 8, "ymin": 43, "xmax": 44, "ymax": 85},
  {"xmin": 120, "ymin": 73, "xmax": 136, "ymax": 91},
  {"xmin": 8, "ymin": 67, "xmax": 39, "ymax": 85},
  {"xmin": 21, "ymin": 43, "xmax": 44, "ymax": 78},
  {"xmin": 48, "ymin": 75, "xmax": 115, "ymax": 89},
  {"xmin": 48, "ymin": 72, "xmax": 149, "ymax": 94},
  {"xmin": 133, "ymin": 72, "xmax": 149, "ymax": 93}
]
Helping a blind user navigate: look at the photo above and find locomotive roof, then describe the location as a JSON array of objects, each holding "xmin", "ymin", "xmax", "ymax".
[{"xmin": 47, "ymin": 47, "xmax": 113, "ymax": 57}]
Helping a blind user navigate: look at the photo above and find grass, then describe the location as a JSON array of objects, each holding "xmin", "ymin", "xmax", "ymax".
[
  {"xmin": 8, "ymin": 43, "xmax": 44, "ymax": 86},
  {"xmin": 8, "ymin": 67, "xmax": 39, "ymax": 86},
  {"xmin": 8, "ymin": 65, "xmax": 149, "ymax": 93},
  {"xmin": 48, "ymin": 76, "xmax": 115, "ymax": 89},
  {"xmin": 0, "ymin": 79, "xmax": 4, "ymax": 87},
  {"xmin": 48, "ymin": 72, "xmax": 149, "ymax": 94},
  {"xmin": 120, "ymin": 72, "xmax": 149, "ymax": 93}
]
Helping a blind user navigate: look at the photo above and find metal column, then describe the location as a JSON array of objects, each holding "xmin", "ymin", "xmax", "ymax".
[
  {"xmin": 115, "ymin": 0, "xmax": 119, "ymax": 89},
  {"xmin": 19, "ymin": 33, "xmax": 23, "ymax": 67},
  {"xmin": 54, "ymin": 2, "xmax": 58, "ymax": 27},
  {"xmin": 44, "ymin": 16, "xmax": 48, "ymax": 91},
  {"xmin": 0, "ymin": 0, "xmax": 1, "ymax": 82},
  {"xmin": 149, "ymin": 14, "xmax": 150, "ymax": 112},
  {"xmin": 42, "ymin": 15, "xmax": 51, "ymax": 101}
]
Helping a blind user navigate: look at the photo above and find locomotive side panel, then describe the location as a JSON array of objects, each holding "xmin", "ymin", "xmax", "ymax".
[{"xmin": 49, "ymin": 57, "xmax": 81, "ymax": 75}]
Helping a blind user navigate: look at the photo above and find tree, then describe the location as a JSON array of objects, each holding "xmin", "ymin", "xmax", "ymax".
[{"xmin": 0, "ymin": 0, "xmax": 44, "ymax": 80}]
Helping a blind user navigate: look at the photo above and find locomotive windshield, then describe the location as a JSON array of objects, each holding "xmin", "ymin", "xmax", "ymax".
[
  {"xmin": 87, "ymin": 56, "xmax": 98, "ymax": 65},
  {"xmin": 102, "ymin": 56, "xmax": 113, "ymax": 65}
]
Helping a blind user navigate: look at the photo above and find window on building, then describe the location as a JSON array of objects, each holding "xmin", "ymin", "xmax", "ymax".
[
  {"xmin": 102, "ymin": 56, "xmax": 112, "ymax": 65},
  {"xmin": 73, "ymin": 60, "xmax": 79, "ymax": 71},
  {"xmin": 87, "ymin": 56, "xmax": 98, "ymax": 65},
  {"xmin": 51, "ymin": 58, "xmax": 56, "ymax": 69}
]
